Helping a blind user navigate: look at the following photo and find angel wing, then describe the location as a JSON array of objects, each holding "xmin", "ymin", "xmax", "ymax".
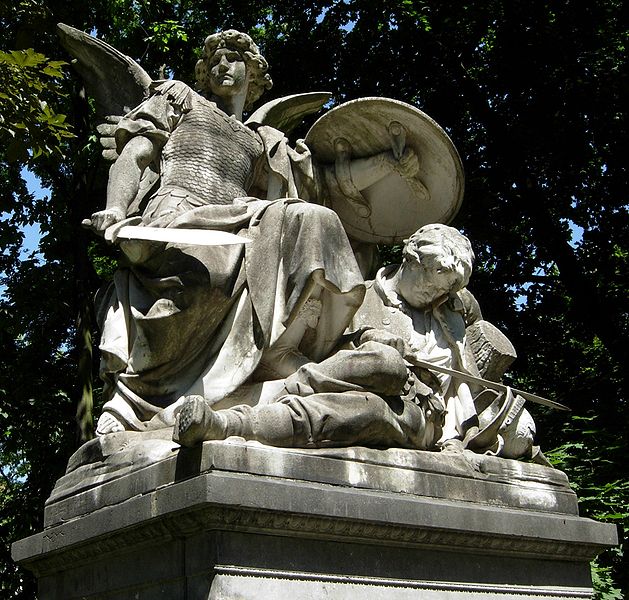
[
  {"xmin": 57, "ymin": 23, "xmax": 153, "ymax": 161},
  {"xmin": 245, "ymin": 92, "xmax": 332, "ymax": 136},
  {"xmin": 57, "ymin": 23, "xmax": 152, "ymax": 118}
]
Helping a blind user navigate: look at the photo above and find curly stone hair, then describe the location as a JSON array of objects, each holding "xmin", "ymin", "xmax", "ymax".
[
  {"xmin": 195, "ymin": 29, "xmax": 273, "ymax": 110},
  {"xmin": 403, "ymin": 224, "xmax": 475, "ymax": 292}
]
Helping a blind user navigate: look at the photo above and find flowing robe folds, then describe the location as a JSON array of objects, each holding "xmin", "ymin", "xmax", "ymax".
[{"xmin": 97, "ymin": 81, "xmax": 365, "ymax": 431}]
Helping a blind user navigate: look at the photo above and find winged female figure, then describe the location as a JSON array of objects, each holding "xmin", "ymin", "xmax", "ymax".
[{"xmin": 59, "ymin": 26, "xmax": 418, "ymax": 434}]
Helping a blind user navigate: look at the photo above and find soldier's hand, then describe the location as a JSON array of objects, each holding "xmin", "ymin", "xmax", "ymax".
[
  {"xmin": 359, "ymin": 328, "xmax": 409, "ymax": 356},
  {"xmin": 82, "ymin": 208, "xmax": 126, "ymax": 235}
]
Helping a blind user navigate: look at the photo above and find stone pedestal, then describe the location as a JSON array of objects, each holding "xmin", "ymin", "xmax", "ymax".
[{"xmin": 12, "ymin": 436, "xmax": 617, "ymax": 599}]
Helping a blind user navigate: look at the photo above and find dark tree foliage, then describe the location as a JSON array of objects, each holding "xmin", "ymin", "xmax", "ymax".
[{"xmin": 1, "ymin": 1, "xmax": 626, "ymax": 596}]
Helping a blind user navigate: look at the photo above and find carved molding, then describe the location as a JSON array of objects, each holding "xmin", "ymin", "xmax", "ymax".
[{"xmin": 28, "ymin": 503, "xmax": 606, "ymax": 576}]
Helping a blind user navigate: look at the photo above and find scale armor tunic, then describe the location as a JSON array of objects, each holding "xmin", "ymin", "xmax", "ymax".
[{"xmin": 159, "ymin": 94, "xmax": 264, "ymax": 205}]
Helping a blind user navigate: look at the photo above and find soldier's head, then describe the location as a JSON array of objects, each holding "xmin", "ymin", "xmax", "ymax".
[
  {"xmin": 396, "ymin": 224, "xmax": 474, "ymax": 309},
  {"xmin": 195, "ymin": 30, "xmax": 273, "ymax": 110}
]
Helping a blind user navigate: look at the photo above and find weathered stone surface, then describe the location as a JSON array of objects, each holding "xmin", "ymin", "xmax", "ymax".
[
  {"xmin": 22, "ymin": 25, "xmax": 616, "ymax": 600},
  {"xmin": 467, "ymin": 320, "xmax": 517, "ymax": 382},
  {"xmin": 13, "ymin": 440, "xmax": 618, "ymax": 599},
  {"xmin": 45, "ymin": 438, "xmax": 578, "ymax": 527},
  {"xmin": 305, "ymin": 97, "xmax": 464, "ymax": 244}
]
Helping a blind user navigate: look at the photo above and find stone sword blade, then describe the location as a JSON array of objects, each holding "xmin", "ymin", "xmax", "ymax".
[
  {"xmin": 116, "ymin": 225, "xmax": 251, "ymax": 246},
  {"xmin": 404, "ymin": 355, "xmax": 570, "ymax": 412}
]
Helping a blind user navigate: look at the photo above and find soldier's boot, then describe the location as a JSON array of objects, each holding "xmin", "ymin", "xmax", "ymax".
[{"xmin": 174, "ymin": 395, "xmax": 294, "ymax": 448}]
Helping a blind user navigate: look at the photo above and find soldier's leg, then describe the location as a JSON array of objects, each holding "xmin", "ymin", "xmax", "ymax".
[
  {"xmin": 275, "ymin": 392, "xmax": 429, "ymax": 448},
  {"xmin": 174, "ymin": 391, "xmax": 430, "ymax": 449},
  {"xmin": 283, "ymin": 341, "xmax": 410, "ymax": 397},
  {"xmin": 174, "ymin": 396, "xmax": 293, "ymax": 447}
]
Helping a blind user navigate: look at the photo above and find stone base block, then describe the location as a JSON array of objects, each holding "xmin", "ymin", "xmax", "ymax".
[{"xmin": 12, "ymin": 438, "xmax": 618, "ymax": 599}]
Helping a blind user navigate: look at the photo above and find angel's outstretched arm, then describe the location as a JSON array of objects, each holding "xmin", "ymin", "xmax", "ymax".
[
  {"xmin": 347, "ymin": 147, "xmax": 420, "ymax": 190},
  {"xmin": 84, "ymin": 136, "xmax": 158, "ymax": 233},
  {"xmin": 318, "ymin": 145, "xmax": 420, "ymax": 193}
]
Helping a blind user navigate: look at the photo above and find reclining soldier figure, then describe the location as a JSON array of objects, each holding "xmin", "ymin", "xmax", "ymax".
[{"xmin": 173, "ymin": 224, "xmax": 498, "ymax": 452}]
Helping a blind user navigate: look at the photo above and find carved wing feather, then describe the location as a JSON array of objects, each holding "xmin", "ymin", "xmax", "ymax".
[
  {"xmin": 245, "ymin": 92, "xmax": 332, "ymax": 135},
  {"xmin": 57, "ymin": 23, "xmax": 152, "ymax": 119},
  {"xmin": 57, "ymin": 23, "xmax": 153, "ymax": 161}
]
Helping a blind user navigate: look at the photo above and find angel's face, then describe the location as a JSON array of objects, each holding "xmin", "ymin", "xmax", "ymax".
[{"xmin": 208, "ymin": 48, "xmax": 249, "ymax": 99}]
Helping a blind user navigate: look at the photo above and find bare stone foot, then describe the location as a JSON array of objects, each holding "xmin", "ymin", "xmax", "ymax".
[
  {"xmin": 173, "ymin": 395, "xmax": 227, "ymax": 447},
  {"xmin": 96, "ymin": 412, "xmax": 125, "ymax": 436}
]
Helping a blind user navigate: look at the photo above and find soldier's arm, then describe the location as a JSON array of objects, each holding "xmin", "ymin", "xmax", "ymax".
[{"xmin": 457, "ymin": 288, "xmax": 483, "ymax": 326}]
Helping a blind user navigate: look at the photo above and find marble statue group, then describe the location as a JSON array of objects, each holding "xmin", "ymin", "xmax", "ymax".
[
  {"xmin": 10, "ymin": 27, "xmax": 616, "ymax": 600},
  {"xmin": 63, "ymin": 25, "xmax": 560, "ymax": 462}
]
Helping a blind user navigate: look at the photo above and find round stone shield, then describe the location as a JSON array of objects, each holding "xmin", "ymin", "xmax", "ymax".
[{"xmin": 305, "ymin": 97, "xmax": 464, "ymax": 244}]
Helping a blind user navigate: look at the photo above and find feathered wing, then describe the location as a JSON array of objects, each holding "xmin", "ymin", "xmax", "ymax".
[
  {"xmin": 245, "ymin": 92, "xmax": 332, "ymax": 136},
  {"xmin": 57, "ymin": 23, "xmax": 153, "ymax": 161}
]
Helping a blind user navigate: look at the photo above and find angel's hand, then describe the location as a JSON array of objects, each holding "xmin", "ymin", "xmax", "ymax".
[
  {"xmin": 97, "ymin": 116, "xmax": 122, "ymax": 162},
  {"xmin": 391, "ymin": 147, "xmax": 420, "ymax": 179},
  {"xmin": 82, "ymin": 208, "xmax": 126, "ymax": 235}
]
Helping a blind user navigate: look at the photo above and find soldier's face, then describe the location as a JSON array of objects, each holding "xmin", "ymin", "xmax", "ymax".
[
  {"xmin": 208, "ymin": 48, "xmax": 249, "ymax": 98},
  {"xmin": 397, "ymin": 256, "xmax": 457, "ymax": 310}
]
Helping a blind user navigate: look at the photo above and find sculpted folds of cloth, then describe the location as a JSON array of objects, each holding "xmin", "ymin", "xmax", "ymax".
[
  {"xmin": 173, "ymin": 224, "xmax": 539, "ymax": 460},
  {"xmin": 73, "ymin": 28, "xmax": 418, "ymax": 436},
  {"xmin": 61, "ymin": 24, "xmax": 549, "ymax": 462}
]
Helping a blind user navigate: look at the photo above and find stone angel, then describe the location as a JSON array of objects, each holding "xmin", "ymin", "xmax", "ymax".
[{"xmin": 58, "ymin": 25, "xmax": 425, "ymax": 435}]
